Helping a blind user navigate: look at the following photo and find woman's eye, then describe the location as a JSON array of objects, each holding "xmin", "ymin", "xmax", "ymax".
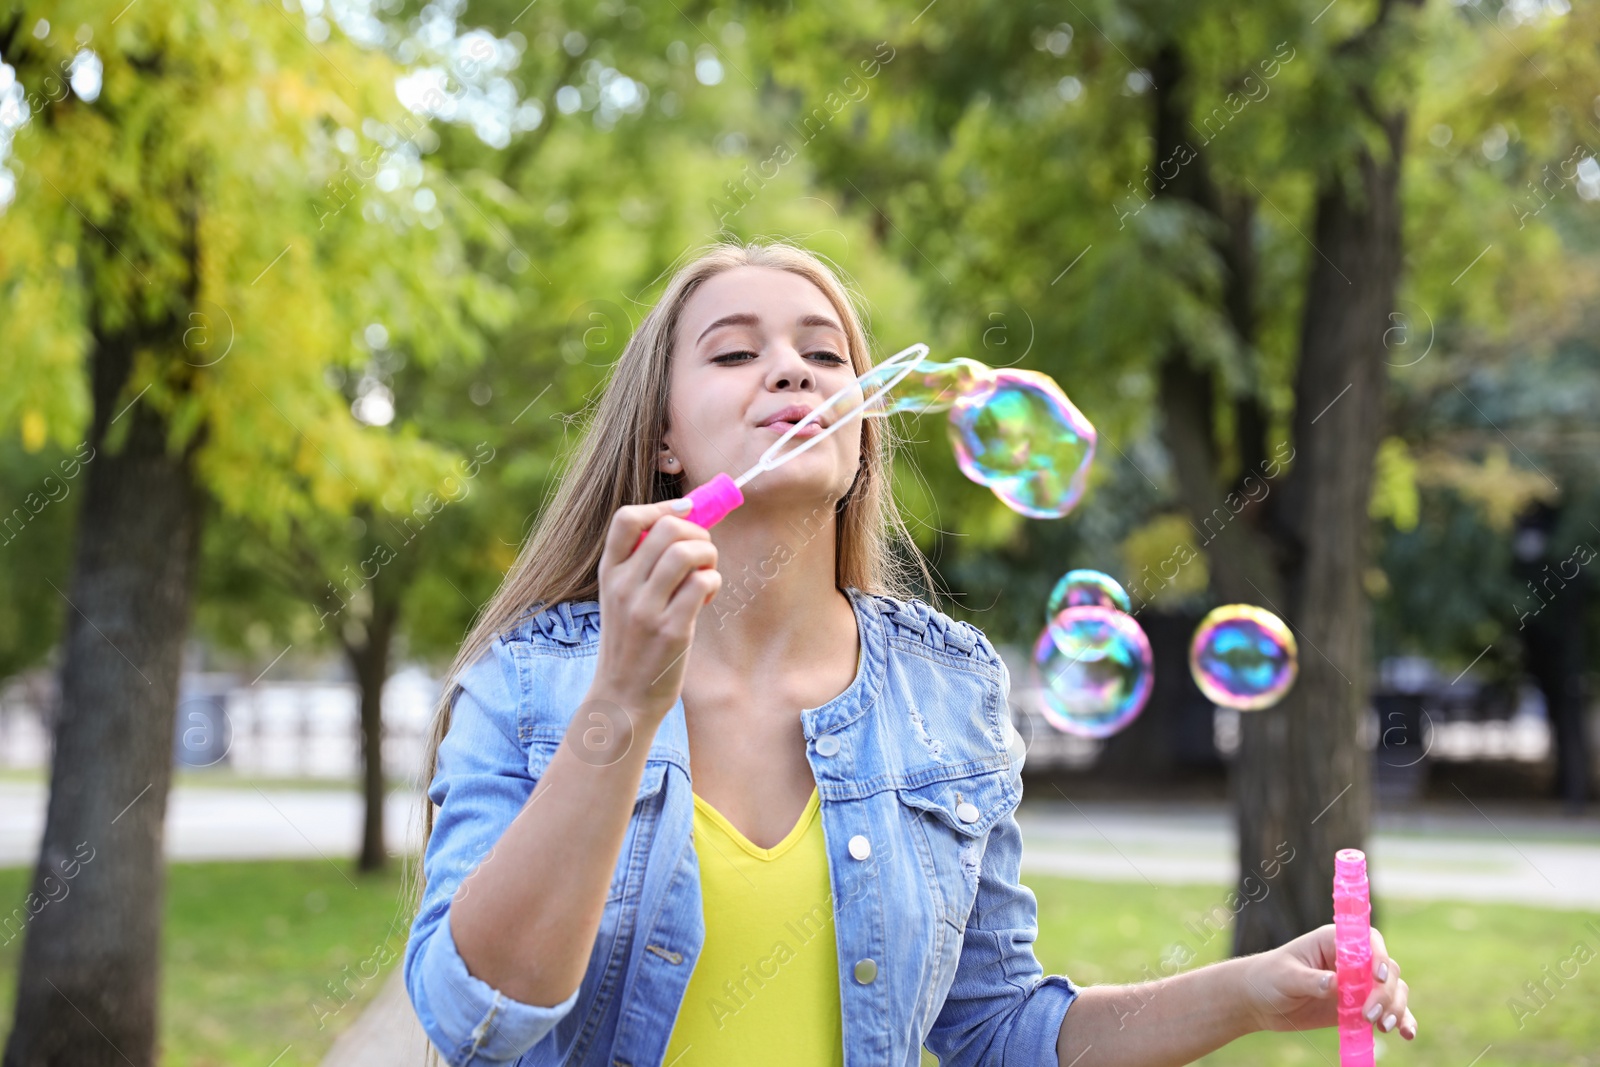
[{"xmin": 711, "ymin": 350, "xmax": 847, "ymax": 365}]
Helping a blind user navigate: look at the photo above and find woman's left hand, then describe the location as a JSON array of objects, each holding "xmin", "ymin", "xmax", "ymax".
[{"xmin": 1242, "ymin": 924, "xmax": 1416, "ymax": 1040}]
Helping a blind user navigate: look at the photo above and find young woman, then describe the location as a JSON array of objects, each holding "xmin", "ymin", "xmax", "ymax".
[{"xmin": 403, "ymin": 240, "xmax": 1417, "ymax": 1067}]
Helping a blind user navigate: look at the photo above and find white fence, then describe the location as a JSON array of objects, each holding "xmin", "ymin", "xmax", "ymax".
[
  {"xmin": 0, "ymin": 665, "xmax": 440, "ymax": 787},
  {"xmin": 0, "ymin": 656, "xmax": 1566, "ymax": 781}
]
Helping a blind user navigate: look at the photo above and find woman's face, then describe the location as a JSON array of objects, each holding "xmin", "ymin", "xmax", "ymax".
[{"xmin": 663, "ymin": 265, "xmax": 864, "ymax": 506}]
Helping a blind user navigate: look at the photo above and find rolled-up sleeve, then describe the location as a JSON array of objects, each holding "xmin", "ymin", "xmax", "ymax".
[
  {"xmin": 924, "ymin": 657, "xmax": 1081, "ymax": 1067},
  {"xmin": 404, "ymin": 637, "xmax": 581, "ymax": 1065}
]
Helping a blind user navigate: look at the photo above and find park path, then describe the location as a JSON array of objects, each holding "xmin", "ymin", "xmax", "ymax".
[
  {"xmin": 316, "ymin": 969, "xmax": 432, "ymax": 1067},
  {"xmin": 3, "ymin": 782, "xmax": 1594, "ymax": 908}
]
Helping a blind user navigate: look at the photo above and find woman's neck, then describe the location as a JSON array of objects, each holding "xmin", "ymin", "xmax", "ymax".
[{"xmin": 692, "ymin": 495, "xmax": 853, "ymax": 674}]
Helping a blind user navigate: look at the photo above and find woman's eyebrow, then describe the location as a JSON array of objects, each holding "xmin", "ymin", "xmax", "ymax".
[
  {"xmin": 800, "ymin": 313, "xmax": 847, "ymax": 338},
  {"xmin": 697, "ymin": 312, "xmax": 759, "ymax": 344},
  {"xmin": 696, "ymin": 312, "xmax": 845, "ymax": 345}
]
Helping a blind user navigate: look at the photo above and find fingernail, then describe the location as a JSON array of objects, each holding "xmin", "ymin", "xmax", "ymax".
[
  {"xmin": 1365, "ymin": 1002, "xmax": 1382, "ymax": 1022},
  {"xmin": 1375, "ymin": 962, "xmax": 1389, "ymax": 982},
  {"xmin": 1319, "ymin": 973, "xmax": 1332, "ymax": 992},
  {"xmin": 670, "ymin": 498, "xmax": 692, "ymax": 513},
  {"xmin": 1382, "ymin": 1013, "xmax": 1397, "ymax": 1033}
]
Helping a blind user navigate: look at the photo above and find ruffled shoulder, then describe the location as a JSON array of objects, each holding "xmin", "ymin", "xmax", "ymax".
[
  {"xmin": 863, "ymin": 592, "xmax": 1001, "ymax": 669},
  {"xmin": 505, "ymin": 599, "xmax": 602, "ymax": 647}
]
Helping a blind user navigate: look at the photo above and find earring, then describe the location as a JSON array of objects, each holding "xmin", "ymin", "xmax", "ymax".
[{"xmin": 664, "ymin": 455, "xmax": 680, "ymax": 470}]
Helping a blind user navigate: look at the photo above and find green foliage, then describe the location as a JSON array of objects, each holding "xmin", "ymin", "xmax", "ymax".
[
  {"xmin": 5, "ymin": 0, "xmax": 1598, "ymax": 675},
  {"xmin": 739, "ymin": 0, "xmax": 1600, "ymax": 655},
  {"xmin": 0, "ymin": 440, "xmax": 81, "ymax": 679},
  {"xmin": 0, "ymin": 0, "xmax": 512, "ymax": 541}
]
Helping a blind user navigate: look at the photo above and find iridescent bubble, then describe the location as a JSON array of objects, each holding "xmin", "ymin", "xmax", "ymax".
[
  {"xmin": 1031, "ymin": 606, "xmax": 1153, "ymax": 738},
  {"xmin": 946, "ymin": 369, "xmax": 1096, "ymax": 519},
  {"xmin": 861, "ymin": 356, "xmax": 995, "ymax": 416},
  {"xmin": 1189, "ymin": 604, "xmax": 1299, "ymax": 711},
  {"xmin": 1046, "ymin": 569, "xmax": 1131, "ymax": 622}
]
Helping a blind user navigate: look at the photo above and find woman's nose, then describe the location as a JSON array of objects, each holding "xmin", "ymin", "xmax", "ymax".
[{"xmin": 767, "ymin": 348, "xmax": 815, "ymax": 391}]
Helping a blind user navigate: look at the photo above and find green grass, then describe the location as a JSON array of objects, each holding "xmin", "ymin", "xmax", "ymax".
[
  {"xmin": 0, "ymin": 859, "xmax": 411, "ymax": 1066},
  {"xmin": 1028, "ymin": 877, "xmax": 1600, "ymax": 1067},
  {"xmin": 0, "ymin": 862, "xmax": 1595, "ymax": 1066}
]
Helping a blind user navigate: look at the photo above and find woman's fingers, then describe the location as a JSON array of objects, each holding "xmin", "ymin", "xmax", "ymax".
[
  {"xmin": 1362, "ymin": 927, "xmax": 1409, "ymax": 1035},
  {"xmin": 591, "ymin": 498, "xmax": 721, "ymax": 718},
  {"xmin": 664, "ymin": 565, "xmax": 723, "ymax": 626},
  {"xmin": 640, "ymin": 536, "xmax": 719, "ymax": 615},
  {"xmin": 1369, "ymin": 926, "xmax": 1389, "ymax": 971},
  {"xmin": 1399, "ymin": 1008, "xmax": 1417, "ymax": 1040},
  {"xmin": 600, "ymin": 500, "xmax": 688, "ymax": 573},
  {"xmin": 623, "ymin": 514, "xmax": 710, "ymax": 594}
]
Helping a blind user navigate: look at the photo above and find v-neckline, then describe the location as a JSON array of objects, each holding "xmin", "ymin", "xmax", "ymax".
[{"xmin": 693, "ymin": 785, "xmax": 820, "ymax": 860}]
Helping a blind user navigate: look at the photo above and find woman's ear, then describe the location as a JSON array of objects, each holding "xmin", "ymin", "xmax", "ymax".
[{"xmin": 657, "ymin": 440, "xmax": 682, "ymax": 476}]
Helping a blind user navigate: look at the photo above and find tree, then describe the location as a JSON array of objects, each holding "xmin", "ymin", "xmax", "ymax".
[
  {"xmin": 0, "ymin": 0, "xmax": 508, "ymax": 1057},
  {"xmin": 751, "ymin": 0, "xmax": 1598, "ymax": 951}
]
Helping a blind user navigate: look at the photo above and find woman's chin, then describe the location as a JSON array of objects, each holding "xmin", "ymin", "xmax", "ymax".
[{"xmin": 740, "ymin": 464, "xmax": 853, "ymax": 512}]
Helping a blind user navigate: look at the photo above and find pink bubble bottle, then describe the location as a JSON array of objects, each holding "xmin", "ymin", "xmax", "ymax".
[{"xmin": 1333, "ymin": 848, "xmax": 1374, "ymax": 1067}]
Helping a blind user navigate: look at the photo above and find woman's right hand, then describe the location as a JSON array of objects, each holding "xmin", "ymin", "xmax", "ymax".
[{"xmin": 592, "ymin": 499, "xmax": 722, "ymax": 721}]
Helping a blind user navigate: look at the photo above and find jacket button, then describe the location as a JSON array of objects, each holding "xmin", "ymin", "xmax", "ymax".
[
  {"xmin": 815, "ymin": 735, "xmax": 841, "ymax": 756},
  {"xmin": 853, "ymin": 958, "xmax": 878, "ymax": 984},
  {"xmin": 848, "ymin": 834, "xmax": 871, "ymax": 860},
  {"xmin": 956, "ymin": 801, "xmax": 981, "ymax": 824}
]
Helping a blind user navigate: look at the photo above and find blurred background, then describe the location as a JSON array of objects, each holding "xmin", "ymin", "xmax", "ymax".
[{"xmin": 0, "ymin": 0, "xmax": 1597, "ymax": 1064}]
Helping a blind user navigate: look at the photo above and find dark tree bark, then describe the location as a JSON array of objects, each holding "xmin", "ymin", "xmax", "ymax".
[
  {"xmin": 1230, "ymin": 129, "xmax": 1402, "ymax": 951},
  {"xmin": 346, "ymin": 586, "xmax": 401, "ymax": 873},
  {"xmin": 1145, "ymin": 6, "xmax": 1418, "ymax": 952},
  {"xmin": 1094, "ymin": 611, "xmax": 1221, "ymax": 781},
  {"xmin": 4, "ymin": 328, "xmax": 202, "ymax": 1066},
  {"xmin": 1517, "ymin": 507, "xmax": 1592, "ymax": 810}
]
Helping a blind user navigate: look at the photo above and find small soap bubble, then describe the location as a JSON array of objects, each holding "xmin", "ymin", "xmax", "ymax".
[
  {"xmin": 862, "ymin": 357, "xmax": 994, "ymax": 416},
  {"xmin": 946, "ymin": 369, "xmax": 1096, "ymax": 519},
  {"xmin": 1031, "ymin": 606, "xmax": 1153, "ymax": 738},
  {"xmin": 1189, "ymin": 605, "xmax": 1298, "ymax": 710},
  {"xmin": 1046, "ymin": 569, "xmax": 1131, "ymax": 621}
]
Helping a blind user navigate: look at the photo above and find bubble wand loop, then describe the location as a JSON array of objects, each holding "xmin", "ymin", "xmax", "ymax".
[
  {"xmin": 635, "ymin": 343, "xmax": 929, "ymax": 545},
  {"xmin": 1333, "ymin": 849, "xmax": 1375, "ymax": 1067}
]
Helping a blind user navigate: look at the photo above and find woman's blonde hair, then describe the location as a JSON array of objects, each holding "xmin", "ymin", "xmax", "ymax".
[{"xmin": 402, "ymin": 240, "xmax": 930, "ymax": 1037}]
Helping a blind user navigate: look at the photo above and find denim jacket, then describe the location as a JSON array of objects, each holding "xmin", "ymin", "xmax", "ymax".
[{"xmin": 405, "ymin": 586, "xmax": 1081, "ymax": 1066}]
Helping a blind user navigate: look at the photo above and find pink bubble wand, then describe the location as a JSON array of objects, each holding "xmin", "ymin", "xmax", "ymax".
[
  {"xmin": 636, "ymin": 343, "xmax": 929, "ymax": 544},
  {"xmin": 1333, "ymin": 848, "xmax": 1375, "ymax": 1067}
]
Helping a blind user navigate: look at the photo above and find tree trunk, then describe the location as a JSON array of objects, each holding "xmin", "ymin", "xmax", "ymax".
[
  {"xmin": 1521, "ymin": 545, "xmax": 1591, "ymax": 810},
  {"xmin": 347, "ymin": 595, "xmax": 399, "ymax": 874},
  {"xmin": 1094, "ymin": 611, "xmax": 1222, "ymax": 781},
  {"xmin": 1144, "ymin": 27, "xmax": 1411, "ymax": 951},
  {"xmin": 4, "ymin": 333, "xmax": 202, "ymax": 1066},
  {"xmin": 1231, "ymin": 126, "xmax": 1406, "ymax": 953}
]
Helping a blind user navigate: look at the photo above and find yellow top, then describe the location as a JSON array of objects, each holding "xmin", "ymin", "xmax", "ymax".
[{"xmin": 662, "ymin": 785, "xmax": 844, "ymax": 1065}]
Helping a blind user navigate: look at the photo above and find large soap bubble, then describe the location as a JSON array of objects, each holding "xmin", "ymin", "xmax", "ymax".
[
  {"xmin": 1031, "ymin": 606, "xmax": 1153, "ymax": 738},
  {"xmin": 1046, "ymin": 569, "xmax": 1131, "ymax": 620},
  {"xmin": 947, "ymin": 369, "xmax": 1096, "ymax": 519},
  {"xmin": 862, "ymin": 357, "xmax": 994, "ymax": 416},
  {"xmin": 1189, "ymin": 604, "xmax": 1299, "ymax": 711}
]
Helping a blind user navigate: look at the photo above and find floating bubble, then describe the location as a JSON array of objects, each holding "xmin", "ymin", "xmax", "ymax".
[
  {"xmin": 1031, "ymin": 606, "xmax": 1153, "ymax": 738},
  {"xmin": 1189, "ymin": 604, "xmax": 1299, "ymax": 711},
  {"xmin": 1046, "ymin": 569, "xmax": 1131, "ymax": 622},
  {"xmin": 862, "ymin": 357, "xmax": 994, "ymax": 416},
  {"xmin": 947, "ymin": 369, "xmax": 1096, "ymax": 519}
]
